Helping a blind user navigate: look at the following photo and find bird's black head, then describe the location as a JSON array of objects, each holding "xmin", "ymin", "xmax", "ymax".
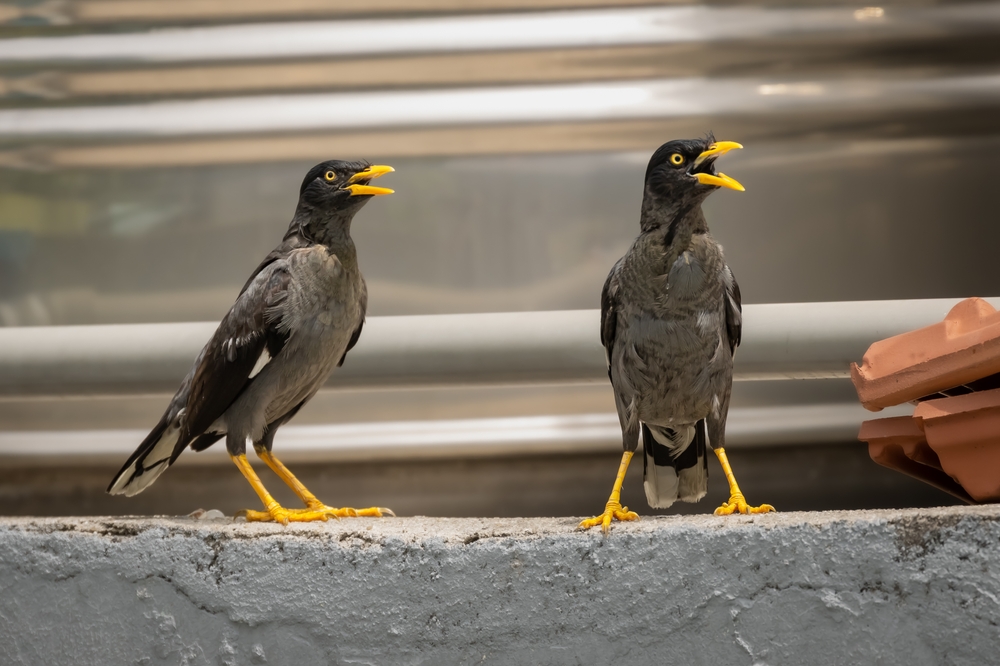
[
  {"xmin": 290, "ymin": 159, "xmax": 394, "ymax": 247},
  {"xmin": 297, "ymin": 159, "xmax": 394, "ymax": 213},
  {"xmin": 299, "ymin": 159, "xmax": 395, "ymax": 207},
  {"xmin": 643, "ymin": 135, "xmax": 744, "ymax": 210}
]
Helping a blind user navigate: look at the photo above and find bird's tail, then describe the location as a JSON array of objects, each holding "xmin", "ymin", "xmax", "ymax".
[
  {"xmin": 107, "ymin": 411, "xmax": 185, "ymax": 496},
  {"xmin": 641, "ymin": 421, "xmax": 709, "ymax": 509}
]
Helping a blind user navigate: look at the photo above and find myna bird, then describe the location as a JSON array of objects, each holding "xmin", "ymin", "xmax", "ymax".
[
  {"xmin": 580, "ymin": 136, "xmax": 775, "ymax": 533},
  {"xmin": 108, "ymin": 160, "xmax": 395, "ymax": 523}
]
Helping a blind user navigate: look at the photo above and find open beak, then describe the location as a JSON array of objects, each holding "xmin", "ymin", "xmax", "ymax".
[
  {"xmin": 347, "ymin": 184, "xmax": 394, "ymax": 196},
  {"xmin": 692, "ymin": 141, "xmax": 745, "ymax": 192},
  {"xmin": 347, "ymin": 164, "xmax": 395, "ymax": 196},
  {"xmin": 695, "ymin": 172, "xmax": 745, "ymax": 192},
  {"xmin": 348, "ymin": 164, "xmax": 394, "ymax": 184}
]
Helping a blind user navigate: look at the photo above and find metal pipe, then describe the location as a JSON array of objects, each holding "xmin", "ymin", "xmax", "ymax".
[
  {"xmin": 0, "ymin": 298, "xmax": 994, "ymax": 398},
  {"xmin": 2, "ymin": 5, "xmax": 996, "ymax": 65},
  {"xmin": 4, "ymin": 74, "xmax": 1000, "ymax": 138},
  {"xmin": 0, "ymin": 403, "xmax": 914, "ymax": 466}
]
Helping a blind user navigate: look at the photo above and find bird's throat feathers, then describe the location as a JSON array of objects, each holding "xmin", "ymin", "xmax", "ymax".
[
  {"xmin": 639, "ymin": 194, "xmax": 709, "ymax": 255},
  {"xmin": 289, "ymin": 204, "xmax": 360, "ymax": 257}
]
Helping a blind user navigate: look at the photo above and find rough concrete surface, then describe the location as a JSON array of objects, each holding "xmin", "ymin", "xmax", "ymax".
[{"xmin": 1, "ymin": 507, "xmax": 998, "ymax": 665}]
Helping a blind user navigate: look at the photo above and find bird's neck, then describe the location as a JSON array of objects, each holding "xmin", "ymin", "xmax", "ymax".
[
  {"xmin": 289, "ymin": 206, "xmax": 358, "ymax": 263},
  {"xmin": 639, "ymin": 194, "xmax": 710, "ymax": 259}
]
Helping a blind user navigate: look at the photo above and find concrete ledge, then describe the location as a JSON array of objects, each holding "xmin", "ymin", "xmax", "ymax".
[{"xmin": 2, "ymin": 507, "xmax": 999, "ymax": 664}]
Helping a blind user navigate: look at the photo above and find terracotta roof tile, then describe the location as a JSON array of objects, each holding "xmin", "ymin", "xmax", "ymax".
[{"xmin": 852, "ymin": 298, "xmax": 1000, "ymax": 411}]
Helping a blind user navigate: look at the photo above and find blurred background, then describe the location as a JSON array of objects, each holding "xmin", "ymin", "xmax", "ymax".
[{"xmin": 1, "ymin": 0, "xmax": 999, "ymax": 517}]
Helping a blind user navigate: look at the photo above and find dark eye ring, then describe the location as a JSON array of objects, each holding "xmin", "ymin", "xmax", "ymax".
[
  {"xmin": 669, "ymin": 153, "xmax": 685, "ymax": 166},
  {"xmin": 324, "ymin": 170, "xmax": 336, "ymax": 182}
]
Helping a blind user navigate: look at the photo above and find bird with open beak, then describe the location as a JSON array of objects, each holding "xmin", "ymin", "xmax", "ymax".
[
  {"xmin": 108, "ymin": 160, "xmax": 395, "ymax": 523},
  {"xmin": 580, "ymin": 136, "xmax": 775, "ymax": 533}
]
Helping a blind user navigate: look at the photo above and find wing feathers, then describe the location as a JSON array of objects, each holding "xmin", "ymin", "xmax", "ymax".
[
  {"xmin": 724, "ymin": 265, "xmax": 742, "ymax": 355},
  {"xmin": 248, "ymin": 349, "xmax": 272, "ymax": 379},
  {"xmin": 182, "ymin": 263, "xmax": 292, "ymax": 442},
  {"xmin": 600, "ymin": 259, "xmax": 623, "ymax": 371},
  {"xmin": 338, "ymin": 284, "xmax": 367, "ymax": 367}
]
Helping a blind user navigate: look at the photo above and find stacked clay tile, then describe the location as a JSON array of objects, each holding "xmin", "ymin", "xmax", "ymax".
[{"xmin": 853, "ymin": 298, "xmax": 1000, "ymax": 503}]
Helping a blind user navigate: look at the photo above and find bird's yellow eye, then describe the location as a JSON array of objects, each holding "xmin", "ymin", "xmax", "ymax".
[
  {"xmin": 324, "ymin": 170, "xmax": 336, "ymax": 182},
  {"xmin": 670, "ymin": 153, "xmax": 685, "ymax": 166}
]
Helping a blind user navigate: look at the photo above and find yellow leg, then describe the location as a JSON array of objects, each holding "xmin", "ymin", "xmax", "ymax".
[
  {"xmin": 230, "ymin": 453, "xmax": 295, "ymax": 525},
  {"xmin": 578, "ymin": 451, "xmax": 639, "ymax": 534},
  {"xmin": 713, "ymin": 447, "xmax": 775, "ymax": 516},
  {"xmin": 257, "ymin": 451, "xmax": 396, "ymax": 518},
  {"xmin": 230, "ymin": 453, "xmax": 392, "ymax": 524}
]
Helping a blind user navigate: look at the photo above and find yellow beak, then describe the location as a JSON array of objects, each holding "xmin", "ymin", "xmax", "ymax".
[
  {"xmin": 348, "ymin": 164, "xmax": 395, "ymax": 184},
  {"xmin": 693, "ymin": 141, "xmax": 744, "ymax": 191},
  {"xmin": 695, "ymin": 172, "xmax": 745, "ymax": 192},
  {"xmin": 346, "ymin": 183, "xmax": 394, "ymax": 196},
  {"xmin": 693, "ymin": 141, "xmax": 742, "ymax": 168}
]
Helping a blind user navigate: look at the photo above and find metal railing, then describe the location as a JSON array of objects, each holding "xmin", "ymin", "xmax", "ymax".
[
  {"xmin": 2, "ymin": 2, "xmax": 998, "ymax": 167},
  {"xmin": 0, "ymin": 403, "xmax": 912, "ymax": 465},
  {"xmin": 4, "ymin": 74, "xmax": 1000, "ymax": 139},
  {"xmin": 0, "ymin": 297, "xmax": 992, "ymax": 397},
  {"xmin": 0, "ymin": 298, "xmax": 986, "ymax": 463},
  {"xmin": 3, "ymin": 5, "xmax": 997, "ymax": 64}
]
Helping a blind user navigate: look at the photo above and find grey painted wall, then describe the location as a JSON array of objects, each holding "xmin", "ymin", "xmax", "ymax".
[{"xmin": 2, "ymin": 507, "xmax": 998, "ymax": 665}]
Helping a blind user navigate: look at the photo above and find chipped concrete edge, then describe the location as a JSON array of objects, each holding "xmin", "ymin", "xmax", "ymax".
[
  {"xmin": 3, "ymin": 504, "xmax": 997, "ymax": 541},
  {"xmin": 2, "ymin": 506, "xmax": 999, "ymax": 665}
]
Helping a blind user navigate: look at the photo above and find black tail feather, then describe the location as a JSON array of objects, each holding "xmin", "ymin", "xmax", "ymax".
[
  {"xmin": 641, "ymin": 420, "xmax": 709, "ymax": 509},
  {"xmin": 107, "ymin": 410, "xmax": 186, "ymax": 496},
  {"xmin": 107, "ymin": 417, "xmax": 165, "ymax": 493}
]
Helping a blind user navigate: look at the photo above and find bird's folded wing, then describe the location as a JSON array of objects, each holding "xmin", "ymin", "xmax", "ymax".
[
  {"xmin": 338, "ymin": 281, "xmax": 367, "ymax": 367},
  {"xmin": 600, "ymin": 259, "xmax": 624, "ymax": 369},
  {"xmin": 182, "ymin": 261, "xmax": 293, "ymax": 440},
  {"xmin": 724, "ymin": 265, "xmax": 742, "ymax": 356}
]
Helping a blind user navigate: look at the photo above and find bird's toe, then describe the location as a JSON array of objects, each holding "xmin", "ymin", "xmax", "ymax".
[
  {"xmin": 713, "ymin": 502, "xmax": 738, "ymax": 516},
  {"xmin": 287, "ymin": 504, "xmax": 393, "ymax": 520},
  {"xmin": 578, "ymin": 501, "xmax": 640, "ymax": 533},
  {"xmin": 237, "ymin": 506, "xmax": 292, "ymax": 524},
  {"xmin": 714, "ymin": 494, "xmax": 775, "ymax": 516},
  {"xmin": 354, "ymin": 506, "xmax": 393, "ymax": 518}
]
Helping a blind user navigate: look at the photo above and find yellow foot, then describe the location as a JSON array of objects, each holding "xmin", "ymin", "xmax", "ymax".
[
  {"xmin": 238, "ymin": 504, "xmax": 395, "ymax": 524},
  {"xmin": 578, "ymin": 501, "xmax": 639, "ymax": 534},
  {"xmin": 714, "ymin": 493, "xmax": 775, "ymax": 516}
]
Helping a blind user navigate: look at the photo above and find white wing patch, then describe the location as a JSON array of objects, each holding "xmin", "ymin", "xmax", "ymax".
[{"xmin": 248, "ymin": 349, "xmax": 272, "ymax": 379}]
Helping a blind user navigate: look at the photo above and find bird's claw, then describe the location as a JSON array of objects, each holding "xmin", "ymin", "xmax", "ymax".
[
  {"xmin": 713, "ymin": 492, "xmax": 775, "ymax": 516},
  {"xmin": 299, "ymin": 504, "xmax": 395, "ymax": 519},
  {"xmin": 578, "ymin": 500, "xmax": 639, "ymax": 534},
  {"xmin": 237, "ymin": 504, "xmax": 395, "ymax": 523},
  {"xmin": 236, "ymin": 504, "xmax": 292, "ymax": 524}
]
